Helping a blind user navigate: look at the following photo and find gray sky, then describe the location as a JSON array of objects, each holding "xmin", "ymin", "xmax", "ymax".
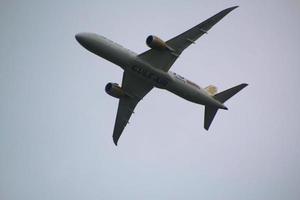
[{"xmin": 1, "ymin": 0, "xmax": 300, "ymax": 199}]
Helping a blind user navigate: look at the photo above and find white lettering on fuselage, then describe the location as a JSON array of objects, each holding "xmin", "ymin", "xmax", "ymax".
[
  {"xmin": 130, "ymin": 65, "xmax": 169, "ymax": 87},
  {"xmin": 172, "ymin": 72, "xmax": 200, "ymax": 89}
]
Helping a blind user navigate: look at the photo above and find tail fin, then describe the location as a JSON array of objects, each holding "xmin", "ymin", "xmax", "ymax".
[
  {"xmin": 204, "ymin": 85, "xmax": 218, "ymax": 96},
  {"xmin": 204, "ymin": 83, "xmax": 248, "ymax": 130},
  {"xmin": 204, "ymin": 106, "xmax": 219, "ymax": 130}
]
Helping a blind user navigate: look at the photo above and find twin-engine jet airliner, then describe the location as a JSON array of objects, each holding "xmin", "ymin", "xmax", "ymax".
[{"xmin": 76, "ymin": 6, "xmax": 247, "ymax": 145}]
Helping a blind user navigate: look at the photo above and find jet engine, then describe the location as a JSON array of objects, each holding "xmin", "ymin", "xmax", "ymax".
[
  {"xmin": 105, "ymin": 82, "xmax": 126, "ymax": 98},
  {"xmin": 146, "ymin": 35, "xmax": 171, "ymax": 50}
]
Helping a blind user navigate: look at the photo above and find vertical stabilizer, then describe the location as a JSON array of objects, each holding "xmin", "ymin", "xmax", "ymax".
[
  {"xmin": 205, "ymin": 85, "xmax": 218, "ymax": 95},
  {"xmin": 204, "ymin": 106, "xmax": 219, "ymax": 130}
]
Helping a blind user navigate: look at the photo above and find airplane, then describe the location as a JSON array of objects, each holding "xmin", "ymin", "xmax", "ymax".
[{"xmin": 75, "ymin": 6, "xmax": 248, "ymax": 145}]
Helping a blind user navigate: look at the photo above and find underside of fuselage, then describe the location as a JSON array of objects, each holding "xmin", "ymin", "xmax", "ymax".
[{"xmin": 75, "ymin": 32, "xmax": 227, "ymax": 109}]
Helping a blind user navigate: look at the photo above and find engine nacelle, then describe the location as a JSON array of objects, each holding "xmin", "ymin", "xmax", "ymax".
[
  {"xmin": 105, "ymin": 82, "xmax": 126, "ymax": 98},
  {"xmin": 146, "ymin": 35, "xmax": 169, "ymax": 50}
]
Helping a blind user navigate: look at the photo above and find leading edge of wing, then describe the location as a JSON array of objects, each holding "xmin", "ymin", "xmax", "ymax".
[{"xmin": 166, "ymin": 6, "xmax": 239, "ymax": 53}]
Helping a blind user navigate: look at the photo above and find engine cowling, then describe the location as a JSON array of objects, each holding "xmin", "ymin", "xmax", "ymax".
[
  {"xmin": 146, "ymin": 35, "xmax": 168, "ymax": 50},
  {"xmin": 105, "ymin": 83, "xmax": 126, "ymax": 98}
]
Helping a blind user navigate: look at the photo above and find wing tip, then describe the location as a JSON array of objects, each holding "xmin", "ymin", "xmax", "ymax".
[
  {"xmin": 239, "ymin": 83, "xmax": 249, "ymax": 90},
  {"xmin": 228, "ymin": 6, "xmax": 239, "ymax": 10},
  {"xmin": 242, "ymin": 83, "xmax": 249, "ymax": 87},
  {"xmin": 113, "ymin": 136, "xmax": 119, "ymax": 146},
  {"xmin": 223, "ymin": 6, "xmax": 239, "ymax": 13}
]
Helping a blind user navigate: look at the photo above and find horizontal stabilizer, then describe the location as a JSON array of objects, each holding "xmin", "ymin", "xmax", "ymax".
[{"xmin": 214, "ymin": 83, "xmax": 248, "ymax": 103}]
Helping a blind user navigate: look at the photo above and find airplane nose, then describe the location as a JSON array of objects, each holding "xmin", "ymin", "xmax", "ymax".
[
  {"xmin": 75, "ymin": 33, "xmax": 87, "ymax": 43},
  {"xmin": 75, "ymin": 32, "xmax": 96, "ymax": 49},
  {"xmin": 75, "ymin": 33, "xmax": 80, "ymax": 41},
  {"xmin": 75, "ymin": 32, "xmax": 102, "ymax": 54}
]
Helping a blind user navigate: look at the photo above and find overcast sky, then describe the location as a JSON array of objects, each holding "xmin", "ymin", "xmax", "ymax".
[{"xmin": 1, "ymin": 0, "xmax": 300, "ymax": 199}]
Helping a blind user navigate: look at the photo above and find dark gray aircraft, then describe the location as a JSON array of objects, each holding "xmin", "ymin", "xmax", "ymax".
[{"xmin": 76, "ymin": 6, "xmax": 247, "ymax": 145}]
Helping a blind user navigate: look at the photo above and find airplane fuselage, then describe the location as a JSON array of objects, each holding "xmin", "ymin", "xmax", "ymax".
[
  {"xmin": 75, "ymin": 6, "xmax": 248, "ymax": 145},
  {"xmin": 76, "ymin": 33, "xmax": 227, "ymax": 109}
]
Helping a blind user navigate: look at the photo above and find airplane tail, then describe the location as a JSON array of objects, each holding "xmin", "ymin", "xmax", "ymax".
[{"xmin": 204, "ymin": 83, "xmax": 248, "ymax": 130}]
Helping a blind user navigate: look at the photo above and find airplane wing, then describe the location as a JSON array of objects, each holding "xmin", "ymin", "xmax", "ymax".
[
  {"xmin": 138, "ymin": 6, "xmax": 238, "ymax": 71},
  {"xmin": 112, "ymin": 71, "xmax": 153, "ymax": 145}
]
